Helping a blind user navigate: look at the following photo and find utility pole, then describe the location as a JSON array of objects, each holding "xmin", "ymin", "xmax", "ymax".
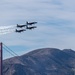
[{"xmin": 0, "ymin": 42, "xmax": 2, "ymax": 75}]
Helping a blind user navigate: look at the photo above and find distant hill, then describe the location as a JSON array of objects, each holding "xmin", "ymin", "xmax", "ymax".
[{"xmin": 3, "ymin": 48, "xmax": 75, "ymax": 75}]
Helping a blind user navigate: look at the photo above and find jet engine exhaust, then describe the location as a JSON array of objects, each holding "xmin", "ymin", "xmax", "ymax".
[{"xmin": 0, "ymin": 25, "xmax": 15, "ymax": 35}]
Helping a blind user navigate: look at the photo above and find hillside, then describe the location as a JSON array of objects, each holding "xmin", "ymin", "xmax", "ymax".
[{"xmin": 3, "ymin": 48, "xmax": 75, "ymax": 75}]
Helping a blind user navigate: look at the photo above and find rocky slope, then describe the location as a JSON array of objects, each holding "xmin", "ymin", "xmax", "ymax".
[{"xmin": 3, "ymin": 48, "xmax": 75, "ymax": 75}]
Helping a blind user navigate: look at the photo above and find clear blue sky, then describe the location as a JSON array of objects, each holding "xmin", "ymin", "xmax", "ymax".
[{"xmin": 0, "ymin": 0, "xmax": 75, "ymax": 59}]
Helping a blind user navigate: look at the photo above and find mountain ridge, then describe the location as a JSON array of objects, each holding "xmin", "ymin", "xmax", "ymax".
[{"xmin": 3, "ymin": 48, "xmax": 75, "ymax": 75}]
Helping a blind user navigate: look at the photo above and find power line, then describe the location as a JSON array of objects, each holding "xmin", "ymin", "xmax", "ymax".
[
  {"xmin": 3, "ymin": 43, "xmax": 22, "ymax": 62},
  {"xmin": 3, "ymin": 47, "xmax": 16, "ymax": 57},
  {"xmin": 3, "ymin": 43, "xmax": 19, "ymax": 56}
]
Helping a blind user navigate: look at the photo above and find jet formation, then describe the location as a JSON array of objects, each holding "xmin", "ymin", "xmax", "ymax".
[{"xmin": 15, "ymin": 21, "xmax": 37, "ymax": 33}]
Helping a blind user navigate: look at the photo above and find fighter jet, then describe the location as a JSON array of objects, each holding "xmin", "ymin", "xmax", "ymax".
[
  {"xmin": 17, "ymin": 24, "xmax": 26, "ymax": 28},
  {"xmin": 15, "ymin": 29, "xmax": 26, "ymax": 33},
  {"xmin": 26, "ymin": 25, "xmax": 37, "ymax": 30},
  {"xmin": 26, "ymin": 21, "xmax": 37, "ymax": 25}
]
